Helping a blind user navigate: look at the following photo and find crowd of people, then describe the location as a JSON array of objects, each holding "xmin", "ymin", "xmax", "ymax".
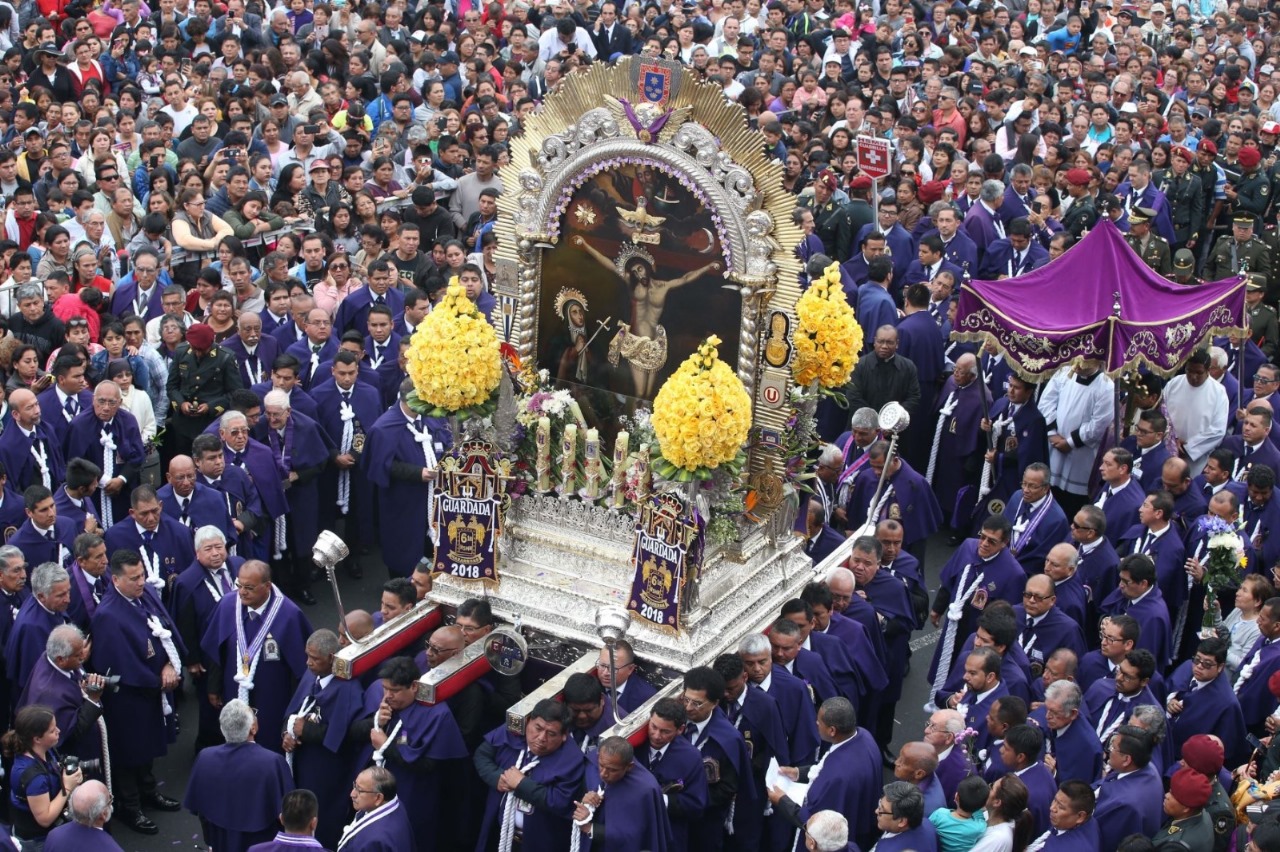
[{"xmin": 0, "ymin": 0, "xmax": 1269, "ymax": 848}]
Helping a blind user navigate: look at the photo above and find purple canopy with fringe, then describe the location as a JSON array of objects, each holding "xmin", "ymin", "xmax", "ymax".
[{"xmin": 952, "ymin": 221, "xmax": 1246, "ymax": 380}]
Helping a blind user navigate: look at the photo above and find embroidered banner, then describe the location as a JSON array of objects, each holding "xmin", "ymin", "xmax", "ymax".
[
  {"xmin": 627, "ymin": 491, "xmax": 702, "ymax": 634},
  {"xmin": 431, "ymin": 440, "xmax": 512, "ymax": 585}
]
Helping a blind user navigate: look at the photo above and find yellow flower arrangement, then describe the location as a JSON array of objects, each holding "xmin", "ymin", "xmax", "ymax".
[
  {"xmin": 792, "ymin": 261, "xmax": 861, "ymax": 388},
  {"xmin": 405, "ymin": 279, "xmax": 503, "ymax": 415},
  {"xmin": 651, "ymin": 335, "xmax": 752, "ymax": 479}
]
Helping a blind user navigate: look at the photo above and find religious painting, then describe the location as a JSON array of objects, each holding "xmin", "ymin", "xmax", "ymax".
[{"xmin": 536, "ymin": 164, "xmax": 740, "ymax": 409}]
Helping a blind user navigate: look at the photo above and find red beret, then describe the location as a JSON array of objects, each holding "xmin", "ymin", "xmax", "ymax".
[
  {"xmin": 1199, "ymin": 139, "xmax": 1218, "ymax": 156},
  {"xmin": 849, "ymin": 174, "xmax": 874, "ymax": 191},
  {"xmin": 186, "ymin": 323, "xmax": 214, "ymax": 350},
  {"xmin": 918, "ymin": 180, "xmax": 949, "ymax": 205},
  {"xmin": 1180, "ymin": 734, "xmax": 1224, "ymax": 775},
  {"xmin": 815, "ymin": 170, "xmax": 838, "ymax": 191},
  {"xmin": 1172, "ymin": 146, "xmax": 1195, "ymax": 163},
  {"xmin": 1065, "ymin": 168, "xmax": 1092, "ymax": 187},
  {"xmin": 1239, "ymin": 146, "xmax": 1262, "ymax": 169},
  {"xmin": 1169, "ymin": 767, "xmax": 1212, "ymax": 809}
]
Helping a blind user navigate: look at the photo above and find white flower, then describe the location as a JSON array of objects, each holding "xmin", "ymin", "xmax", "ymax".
[{"xmin": 1208, "ymin": 531, "xmax": 1244, "ymax": 556}]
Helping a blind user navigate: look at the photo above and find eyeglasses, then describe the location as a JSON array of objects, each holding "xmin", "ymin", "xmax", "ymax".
[
  {"xmin": 1256, "ymin": 376, "xmax": 1279, "ymax": 385},
  {"xmin": 1192, "ymin": 656, "xmax": 1221, "ymax": 668},
  {"xmin": 426, "ymin": 642, "xmax": 459, "ymax": 655},
  {"xmin": 1021, "ymin": 479, "xmax": 1048, "ymax": 489},
  {"xmin": 1069, "ymin": 521, "xmax": 1096, "ymax": 532},
  {"xmin": 351, "ymin": 784, "xmax": 376, "ymax": 794},
  {"xmin": 977, "ymin": 533, "xmax": 1004, "ymax": 546},
  {"xmin": 875, "ymin": 808, "xmax": 896, "ymax": 817},
  {"xmin": 329, "ymin": 262, "xmax": 348, "ymax": 270},
  {"xmin": 234, "ymin": 581, "xmax": 260, "ymax": 591},
  {"xmin": 680, "ymin": 696, "xmax": 708, "ymax": 709},
  {"xmin": 1100, "ymin": 633, "xmax": 1125, "ymax": 644},
  {"xmin": 1022, "ymin": 591, "xmax": 1054, "ymax": 602}
]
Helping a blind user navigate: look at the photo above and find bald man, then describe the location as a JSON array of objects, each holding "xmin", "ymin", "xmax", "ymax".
[
  {"xmin": 157, "ymin": 455, "xmax": 237, "ymax": 543},
  {"xmin": 0, "ymin": 388, "xmax": 66, "ymax": 493},
  {"xmin": 64, "ymin": 382, "xmax": 145, "ymax": 528},
  {"xmin": 893, "ymin": 741, "xmax": 945, "ymax": 815}
]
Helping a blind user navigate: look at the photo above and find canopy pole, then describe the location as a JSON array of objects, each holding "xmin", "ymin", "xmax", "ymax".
[
  {"xmin": 1239, "ymin": 332, "xmax": 1246, "ymax": 414},
  {"xmin": 976, "ymin": 338, "xmax": 996, "ymax": 452}
]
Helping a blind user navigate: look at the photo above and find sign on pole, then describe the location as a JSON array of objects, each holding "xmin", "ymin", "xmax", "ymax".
[{"xmin": 856, "ymin": 135, "xmax": 892, "ymax": 179}]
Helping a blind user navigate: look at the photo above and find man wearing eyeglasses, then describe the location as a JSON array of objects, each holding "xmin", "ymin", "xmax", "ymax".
[
  {"xmin": 1097, "ymin": 555, "xmax": 1174, "ymax": 672},
  {"xmin": 1083, "ymin": 648, "xmax": 1161, "ymax": 751},
  {"xmin": 1165, "ymin": 637, "xmax": 1247, "ymax": 766},
  {"xmin": 1235, "ymin": 365, "xmax": 1280, "ymax": 437},
  {"xmin": 65, "ymin": 382, "xmax": 146, "ymax": 529},
  {"xmin": 1039, "ymin": 680, "xmax": 1103, "ymax": 789},
  {"xmin": 1016, "ymin": 574, "xmax": 1088, "ymax": 681},
  {"xmin": 1002, "ymin": 463, "xmax": 1069, "ymax": 577},
  {"xmin": 595, "ymin": 639, "xmax": 655, "ymax": 716},
  {"xmin": 681, "ymin": 666, "xmax": 754, "ymax": 852}
]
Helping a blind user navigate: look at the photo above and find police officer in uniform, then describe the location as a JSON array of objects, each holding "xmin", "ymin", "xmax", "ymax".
[
  {"xmin": 1228, "ymin": 146, "xmax": 1269, "ymax": 230},
  {"xmin": 1159, "ymin": 147, "xmax": 1205, "ymax": 251},
  {"xmin": 1170, "ymin": 249, "xmax": 1200, "ymax": 285},
  {"xmin": 805, "ymin": 170, "xmax": 856, "ymax": 261},
  {"xmin": 1190, "ymin": 141, "xmax": 1226, "ymax": 261},
  {"xmin": 1207, "ymin": 214, "xmax": 1272, "ymax": 282},
  {"xmin": 1151, "ymin": 766, "xmax": 1215, "ymax": 850},
  {"xmin": 1061, "ymin": 167, "xmax": 1098, "ymax": 238},
  {"xmin": 1126, "ymin": 206, "xmax": 1173, "ymax": 275},
  {"xmin": 1246, "ymin": 273, "xmax": 1279, "ymax": 359},
  {"xmin": 165, "ymin": 322, "xmax": 244, "ymax": 458}
]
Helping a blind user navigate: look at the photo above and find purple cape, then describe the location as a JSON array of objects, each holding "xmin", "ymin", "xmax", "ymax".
[
  {"xmin": 931, "ymin": 377, "xmax": 987, "ymax": 517},
  {"xmin": 158, "ymin": 482, "xmax": 238, "ymax": 545},
  {"xmin": 582, "ymin": 759, "xmax": 672, "ymax": 852},
  {"xmin": 1097, "ymin": 584, "xmax": 1172, "ymax": 670},
  {"xmin": 37, "ymin": 386, "xmax": 92, "ymax": 449},
  {"xmin": 63, "ymin": 409, "xmax": 145, "ymax": 523},
  {"xmin": 762, "ymin": 665, "xmax": 821, "ymax": 766},
  {"xmin": 797, "ymin": 729, "xmax": 882, "ymax": 848},
  {"xmin": 927, "ymin": 541, "xmax": 1027, "ymax": 684},
  {"xmin": 184, "ymin": 741, "xmax": 295, "ymax": 852},
  {"xmin": 474, "ymin": 726, "xmax": 587, "ymax": 852},
  {"xmin": 54, "ymin": 487, "xmax": 98, "ymax": 543},
  {"xmin": 257, "ymin": 410, "xmax": 335, "ymax": 554},
  {"xmin": 200, "ymin": 589, "xmax": 313, "ymax": 753},
  {"xmin": 1092, "ymin": 763, "xmax": 1165, "ymax": 850},
  {"xmin": 284, "ymin": 672, "xmax": 365, "ymax": 849},
  {"xmin": 4, "ymin": 596, "xmax": 71, "ymax": 687},
  {"xmin": 363, "ymin": 332, "xmax": 405, "ymax": 408},
  {"xmin": 17, "ymin": 653, "xmax": 102, "ymax": 762},
  {"xmin": 43, "ymin": 821, "xmax": 124, "ymax": 852},
  {"xmin": 87, "ymin": 588, "xmax": 181, "ymax": 767},
  {"xmin": 247, "ymin": 833, "xmax": 329, "ymax": 852},
  {"xmin": 103, "ymin": 516, "xmax": 195, "ymax": 593},
  {"xmin": 845, "ymin": 459, "xmax": 943, "ymax": 546},
  {"xmin": 249, "ymin": 382, "xmax": 319, "ymax": 423},
  {"xmin": 362, "ymin": 405, "xmax": 451, "ymax": 576},
  {"xmin": 338, "ymin": 799, "xmax": 415, "ymax": 852},
  {"xmin": 0, "ymin": 421, "xmax": 65, "ymax": 493},
  {"xmin": 222, "ymin": 334, "xmax": 279, "ymax": 388},
  {"xmin": 225, "ymin": 438, "xmax": 290, "ymax": 519},
  {"xmin": 1165, "ymin": 661, "xmax": 1248, "ymax": 767},
  {"xmin": 8, "ymin": 517, "xmax": 77, "ymax": 569},
  {"xmin": 635, "ymin": 738, "xmax": 707, "ymax": 852}
]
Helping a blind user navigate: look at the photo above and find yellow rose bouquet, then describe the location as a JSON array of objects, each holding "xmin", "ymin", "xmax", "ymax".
[
  {"xmin": 651, "ymin": 335, "xmax": 751, "ymax": 481},
  {"xmin": 405, "ymin": 279, "xmax": 503, "ymax": 418},
  {"xmin": 792, "ymin": 261, "xmax": 861, "ymax": 389}
]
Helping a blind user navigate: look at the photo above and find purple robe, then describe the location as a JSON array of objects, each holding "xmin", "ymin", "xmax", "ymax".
[
  {"xmin": 335, "ymin": 286, "xmax": 405, "ymax": 337},
  {"xmin": 731, "ymin": 683, "xmax": 791, "ymax": 843},
  {"xmin": 1018, "ymin": 761, "xmax": 1058, "ymax": 837},
  {"xmin": 310, "ymin": 378, "xmax": 381, "ymax": 546},
  {"xmin": 934, "ymin": 633, "xmax": 1031, "ymax": 707},
  {"xmin": 184, "ymin": 741, "xmax": 295, "ymax": 852},
  {"xmin": 249, "ymin": 382, "xmax": 319, "ymax": 423},
  {"xmin": 103, "ymin": 516, "xmax": 195, "ymax": 597},
  {"xmin": 0, "ymin": 421, "xmax": 65, "ymax": 493},
  {"xmin": 1243, "ymin": 488, "xmax": 1280, "ymax": 576},
  {"xmin": 762, "ymin": 665, "xmax": 821, "ymax": 765},
  {"xmin": 1228, "ymin": 633, "xmax": 1280, "ymax": 730},
  {"xmin": 1093, "ymin": 478, "xmax": 1145, "ymax": 548},
  {"xmin": 1077, "ymin": 537, "xmax": 1121, "ymax": 608},
  {"xmin": 1083, "ymin": 680, "xmax": 1160, "ymax": 743},
  {"xmin": 1053, "ymin": 571, "xmax": 1089, "ymax": 627},
  {"xmin": 223, "ymin": 334, "xmax": 279, "ymax": 388},
  {"xmin": 63, "ymin": 410, "xmax": 145, "ymax": 525},
  {"xmin": 1115, "ymin": 180, "xmax": 1176, "ymax": 244},
  {"xmin": 978, "ymin": 236, "xmax": 1050, "ymax": 279},
  {"xmin": 9, "ymin": 517, "xmax": 76, "ymax": 569},
  {"xmin": 1165, "ymin": 660, "xmax": 1248, "ymax": 767},
  {"xmin": 286, "ymin": 337, "xmax": 339, "ymax": 390},
  {"xmin": 158, "ymin": 482, "xmax": 238, "ymax": 545},
  {"xmin": 354, "ymin": 682, "xmax": 469, "ymax": 852},
  {"xmin": 984, "ymin": 396, "xmax": 1050, "ymax": 503},
  {"xmin": 1097, "ymin": 584, "xmax": 1173, "ymax": 669},
  {"xmin": 43, "ymin": 821, "xmax": 124, "ymax": 852},
  {"xmin": 635, "ymin": 738, "xmax": 707, "ymax": 852},
  {"xmin": 5, "ymin": 595, "xmax": 71, "ymax": 687},
  {"xmin": 225, "ymin": 438, "xmax": 289, "ymax": 559},
  {"xmin": 338, "ymin": 798, "xmax": 415, "ymax": 852},
  {"xmin": 930, "ymin": 376, "xmax": 987, "ymax": 523},
  {"xmin": 1118, "ymin": 523, "xmax": 1188, "ymax": 616},
  {"xmin": 614, "ymin": 675, "xmax": 657, "ymax": 716},
  {"xmin": 1014, "ymin": 604, "xmax": 1087, "ymax": 671},
  {"xmin": 1092, "ymin": 763, "xmax": 1165, "ymax": 850},
  {"xmin": 247, "ymin": 833, "xmax": 328, "ymax": 852},
  {"xmin": 168, "ymin": 556, "xmax": 242, "ymax": 744},
  {"xmin": 37, "ymin": 387, "xmax": 92, "ymax": 450},
  {"xmin": 582, "ymin": 760, "xmax": 672, "ymax": 852},
  {"xmin": 17, "ymin": 654, "xmax": 103, "ymax": 763},
  {"xmin": 935, "ymin": 743, "xmax": 975, "ymax": 805},
  {"xmin": 283, "ymin": 672, "xmax": 366, "ymax": 849},
  {"xmin": 474, "ymin": 727, "xmax": 587, "ymax": 852},
  {"xmin": 1041, "ymin": 820, "xmax": 1101, "ymax": 851},
  {"xmin": 927, "ymin": 542, "xmax": 1027, "ymax": 684},
  {"xmin": 1003, "ymin": 493, "xmax": 1070, "ymax": 576},
  {"xmin": 202, "ymin": 467, "xmax": 265, "ymax": 551},
  {"xmin": 790, "ymin": 729, "xmax": 882, "ymax": 850},
  {"xmin": 200, "ymin": 589, "xmax": 313, "ymax": 753},
  {"xmin": 362, "ymin": 405, "xmax": 450, "ymax": 576},
  {"xmin": 88, "ymin": 587, "xmax": 182, "ymax": 767},
  {"xmin": 895, "ymin": 309, "xmax": 946, "ymax": 390},
  {"xmin": 688, "ymin": 709, "xmax": 756, "ymax": 852},
  {"xmin": 845, "ymin": 459, "xmax": 943, "ymax": 547},
  {"xmin": 363, "ymin": 332, "xmax": 404, "ymax": 408},
  {"xmin": 871, "ymin": 821, "xmax": 939, "ymax": 852},
  {"xmin": 1046, "ymin": 716, "xmax": 1103, "ymax": 786},
  {"xmin": 256, "ymin": 411, "xmax": 334, "ymax": 557},
  {"xmin": 53, "ymin": 487, "xmax": 98, "ymax": 539}
]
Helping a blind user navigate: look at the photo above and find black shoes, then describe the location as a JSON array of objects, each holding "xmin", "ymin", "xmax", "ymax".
[
  {"xmin": 119, "ymin": 811, "xmax": 159, "ymax": 834},
  {"xmin": 296, "ymin": 588, "xmax": 318, "ymax": 605},
  {"xmin": 145, "ymin": 793, "xmax": 182, "ymax": 812}
]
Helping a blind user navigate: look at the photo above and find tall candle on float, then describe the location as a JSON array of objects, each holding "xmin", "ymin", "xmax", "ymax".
[
  {"xmin": 535, "ymin": 417, "xmax": 551, "ymax": 492},
  {"xmin": 560, "ymin": 423, "xmax": 578, "ymax": 495},
  {"xmin": 610, "ymin": 430, "xmax": 629, "ymax": 508},
  {"xmin": 584, "ymin": 428, "xmax": 601, "ymax": 499}
]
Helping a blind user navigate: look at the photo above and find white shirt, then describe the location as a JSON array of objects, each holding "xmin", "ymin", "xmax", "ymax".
[{"xmin": 1164, "ymin": 374, "xmax": 1229, "ymax": 475}]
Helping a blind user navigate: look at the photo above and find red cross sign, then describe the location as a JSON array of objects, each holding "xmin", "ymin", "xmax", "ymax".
[{"xmin": 856, "ymin": 135, "xmax": 892, "ymax": 180}]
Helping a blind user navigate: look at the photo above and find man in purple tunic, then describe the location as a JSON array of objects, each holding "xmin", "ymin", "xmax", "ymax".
[
  {"xmin": 0, "ymin": 390, "xmax": 66, "ymax": 494},
  {"xmin": 634, "ymin": 699, "xmax": 708, "ymax": 852},
  {"xmin": 362, "ymin": 379, "xmax": 450, "ymax": 577},
  {"xmin": 17, "ymin": 624, "xmax": 107, "ymax": 767},
  {"xmin": 1097, "ymin": 555, "xmax": 1174, "ymax": 669},
  {"xmin": 103, "ymin": 486, "xmax": 195, "ymax": 603},
  {"xmin": 1084, "ymin": 649, "xmax": 1162, "ymax": 755},
  {"xmin": 1229, "ymin": 595, "xmax": 1280, "ymax": 734},
  {"xmin": 157, "ymin": 455, "xmax": 237, "ymax": 545},
  {"xmin": 767, "ymin": 696, "xmax": 882, "ymax": 851},
  {"xmin": 1117, "ymin": 491, "xmax": 1188, "ymax": 620},
  {"xmin": 1041, "ymin": 680, "xmax": 1103, "ymax": 787},
  {"xmin": 1092, "ymin": 724, "xmax": 1165, "ymax": 849},
  {"xmin": 474, "ymin": 698, "xmax": 587, "ymax": 852},
  {"xmin": 680, "ymin": 666, "xmax": 757, "ymax": 852},
  {"xmin": 184, "ymin": 699, "xmax": 295, "ymax": 852},
  {"xmin": 927, "ymin": 354, "xmax": 988, "ymax": 529},
  {"xmin": 88, "ymin": 549, "xmax": 184, "ymax": 835},
  {"xmin": 219, "ymin": 410, "xmax": 289, "ymax": 563},
  {"xmin": 281, "ymin": 628, "xmax": 366, "ymax": 850},
  {"xmin": 311, "ymin": 352, "xmax": 382, "ymax": 575},
  {"xmin": 1033, "ymin": 781, "xmax": 1101, "ymax": 851},
  {"xmin": 1002, "ymin": 463, "xmax": 1070, "ymax": 576},
  {"xmin": 67, "ymin": 533, "xmax": 109, "ymax": 625},
  {"xmin": 1071, "ymin": 504, "xmax": 1120, "ymax": 621},
  {"xmin": 193, "ymin": 433, "xmax": 265, "ymax": 555},
  {"xmin": 594, "ymin": 640, "xmax": 656, "ymax": 717},
  {"xmin": 1000, "ymin": 724, "xmax": 1058, "ymax": 836},
  {"xmin": 255, "ymin": 390, "xmax": 333, "ymax": 604},
  {"xmin": 573, "ymin": 736, "xmax": 672, "ymax": 852},
  {"xmin": 246, "ymin": 789, "xmax": 326, "ymax": 852},
  {"xmin": 927, "ymin": 515, "xmax": 1026, "ymax": 698},
  {"xmin": 923, "ymin": 709, "xmax": 975, "ymax": 806},
  {"xmin": 1015, "ymin": 574, "xmax": 1088, "ymax": 673},
  {"xmin": 10, "ymin": 485, "xmax": 77, "ymax": 570},
  {"xmin": 338, "ymin": 767, "xmax": 416, "ymax": 852},
  {"xmin": 249, "ymin": 359, "xmax": 321, "ymax": 424},
  {"xmin": 169, "ymin": 525, "xmax": 243, "ymax": 750},
  {"xmin": 1165, "ymin": 637, "xmax": 1248, "ymax": 767},
  {"xmin": 737, "ymin": 634, "xmax": 821, "ymax": 768},
  {"xmin": 1091, "ymin": 448, "xmax": 1145, "ymax": 548},
  {"xmin": 38, "ymin": 356, "xmax": 92, "ymax": 452},
  {"xmin": 5, "ymin": 561, "xmax": 73, "ymax": 688},
  {"xmin": 351, "ymin": 657, "xmax": 469, "ymax": 852},
  {"xmin": 286, "ymin": 308, "xmax": 339, "ymax": 391},
  {"xmin": 223, "ymin": 312, "xmax": 280, "ymax": 390},
  {"xmin": 200, "ymin": 559, "xmax": 312, "ymax": 755},
  {"xmin": 844, "ymin": 440, "xmax": 943, "ymax": 555},
  {"xmin": 44, "ymin": 781, "xmax": 125, "ymax": 852},
  {"xmin": 867, "ymin": 781, "xmax": 939, "ymax": 852},
  {"xmin": 64, "ymin": 382, "xmax": 145, "ymax": 528}
]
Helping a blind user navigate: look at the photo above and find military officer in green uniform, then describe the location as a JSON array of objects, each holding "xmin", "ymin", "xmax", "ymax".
[
  {"xmin": 1160, "ymin": 147, "xmax": 1205, "ymax": 251},
  {"xmin": 1227, "ymin": 146, "xmax": 1269, "ymax": 230},
  {"xmin": 1246, "ymin": 273, "xmax": 1279, "ymax": 359},
  {"xmin": 1126, "ymin": 207, "xmax": 1173, "ymax": 276},
  {"xmin": 804, "ymin": 169, "xmax": 856, "ymax": 262},
  {"xmin": 1061, "ymin": 168, "xmax": 1097, "ymax": 238},
  {"xmin": 165, "ymin": 321, "xmax": 243, "ymax": 457},
  {"xmin": 1171, "ymin": 249, "xmax": 1200, "ymax": 284},
  {"xmin": 1207, "ymin": 214, "xmax": 1272, "ymax": 282},
  {"xmin": 1152, "ymin": 766, "xmax": 1215, "ymax": 849}
]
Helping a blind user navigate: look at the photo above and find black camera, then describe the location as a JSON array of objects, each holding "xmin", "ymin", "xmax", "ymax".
[{"xmin": 83, "ymin": 673, "xmax": 121, "ymax": 694}]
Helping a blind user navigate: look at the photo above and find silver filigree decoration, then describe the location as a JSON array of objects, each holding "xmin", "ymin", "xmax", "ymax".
[
  {"xmin": 536, "ymin": 108, "xmax": 621, "ymax": 174},
  {"xmin": 1164, "ymin": 322, "xmax": 1195, "ymax": 348},
  {"xmin": 1126, "ymin": 330, "xmax": 1159, "ymax": 359}
]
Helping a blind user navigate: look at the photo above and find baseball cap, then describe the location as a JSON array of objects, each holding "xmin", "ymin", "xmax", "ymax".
[{"xmin": 270, "ymin": 94, "xmax": 288, "ymax": 107}]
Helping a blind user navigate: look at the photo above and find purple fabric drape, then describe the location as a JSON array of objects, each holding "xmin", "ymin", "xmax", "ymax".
[{"xmin": 953, "ymin": 221, "xmax": 1246, "ymax": 380}]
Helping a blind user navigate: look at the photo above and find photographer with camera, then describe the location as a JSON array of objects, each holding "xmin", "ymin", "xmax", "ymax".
[
  {"xmin": 17, "ymin": 625, "xmax": 109, "ymax": 780},
  {"xmin": 2, "ymin": 704, "xmax": 85, "ymax": 849}
]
